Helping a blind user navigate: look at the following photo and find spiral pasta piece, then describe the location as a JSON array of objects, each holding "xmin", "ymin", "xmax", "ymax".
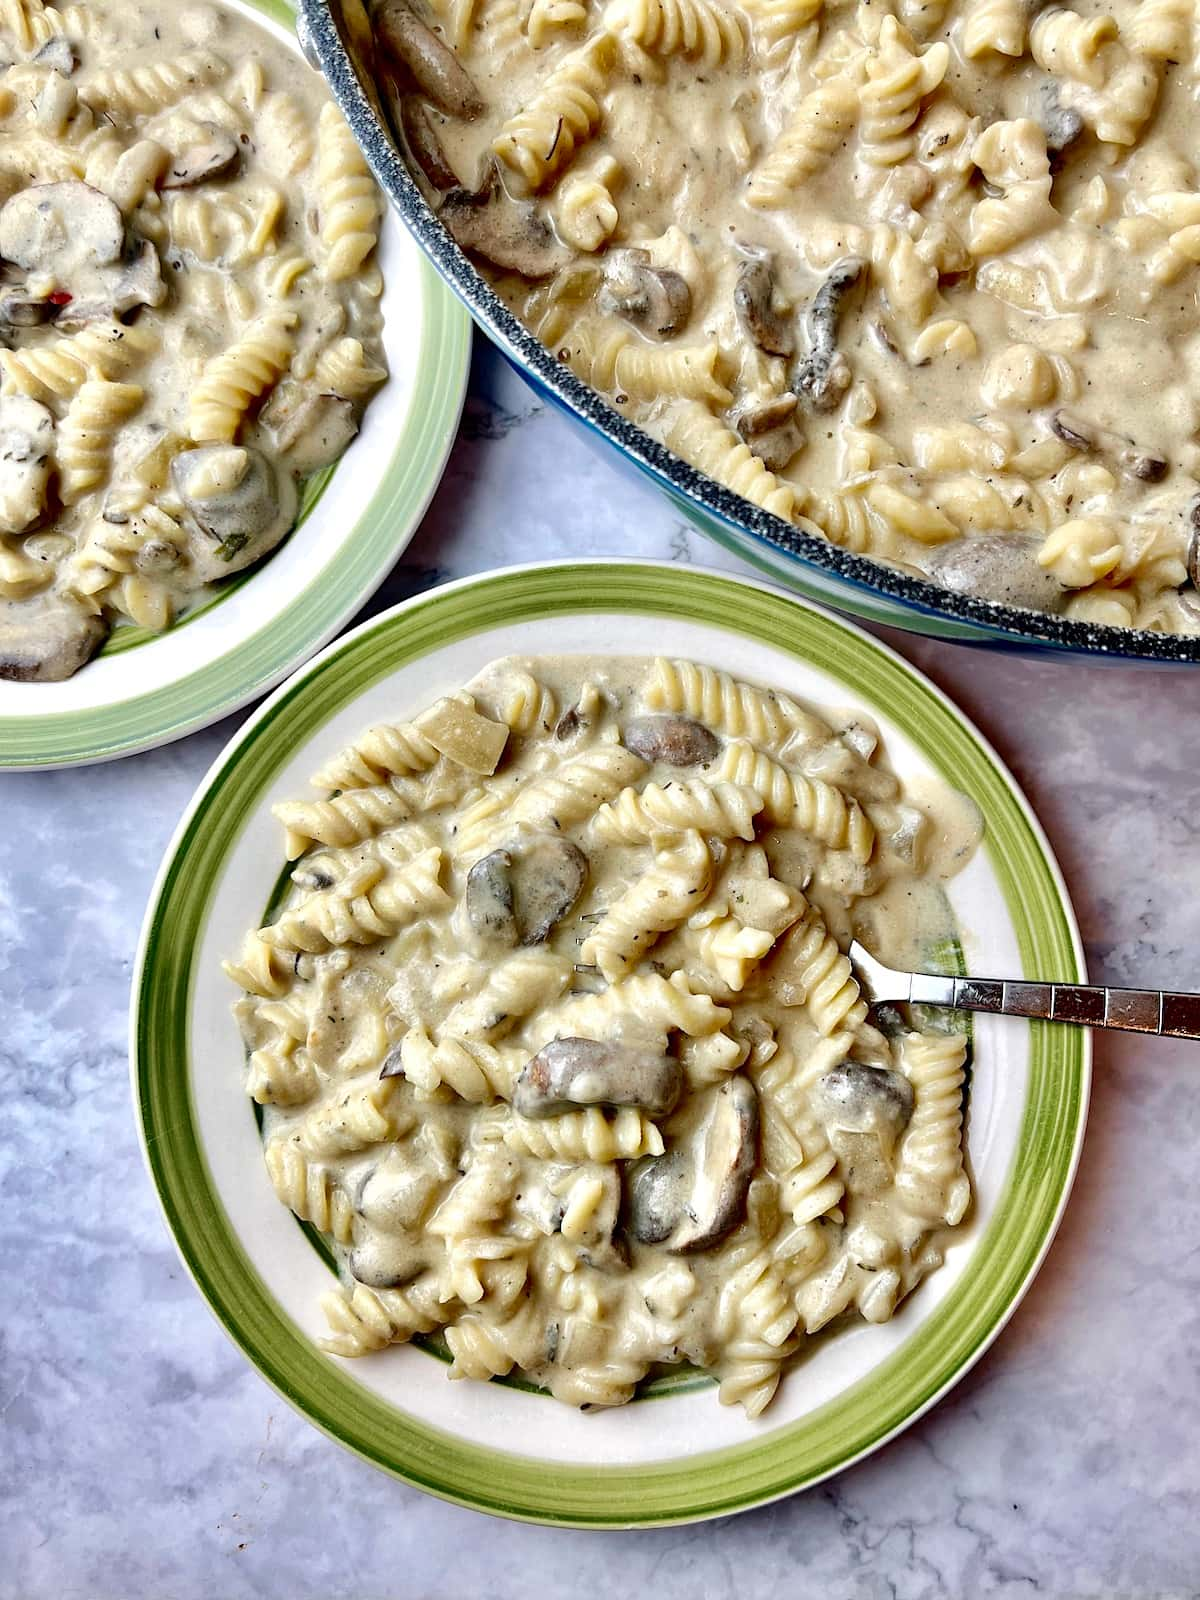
[
  {"xmin": 605, "ymin": 0, "xmax": 745, "ymax": 65},
  {"xmin": 747, "ymin": 76, "xmax": 859, "ymax": 206},
  {"xmin": 715, "ymin": 741, "xmax": 874, "ymax": 860},
  {"xmin": 317, "ymin": 101, "xmax": 381, "ymax": 280},
  {"xmin": 592, "ymin": 779, "xmax": 764, "ymax": 843},
  {"xmin": 493, "ymin": 32, "xmax": 617, "ymax": 192}
]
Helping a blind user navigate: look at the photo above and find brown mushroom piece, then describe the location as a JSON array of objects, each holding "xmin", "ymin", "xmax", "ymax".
[
  {"xmin": 921, "ymin": 533, "xmax": 1068, "ymax": 613},
  {"xmin": 512, "ymin": 1037, "xmax": 684, "ymax": 1119},
  {"xmin": 0, "ymin": 394, "xmax": 54, "ymax": 534},
  {"xmin": 0, "ymin": 291, "xmax": 56, "ymax": 328},
  {"xmin": 349, "ymin": 1231, "xmax": 428, "ymax": 1288},
  {"xmin": 815, "ymin": 1060, "xmax": 914, "ymax": 1196},
  {"xmin": 792, "ymin": 256, "xmax": 865, "ymax": 412},
  {"xmin": 734, "ymin": 254, "xmax": 794, "ymax": 357},
  {"xmin": 0, "ymin": 181, "xmax": 124, "ymax": 275},
  {"xmin": 1039, "ymin": 90, "xmax": 1084, "ymax": 157},
  {"xmin": 161, "ymin": 125, "xmax": 241, "ymax": 189},
  {"xmin": 626, "ymin": 1149, "xmax": 688, "ymax": 1244},
  {"xmin": 357, "ymin": 1148, "xmax": 442, "ymax": 1230},
  {"xmin": 32, "ymin": 36, "xmax": 75, "ymax": 73},
  {"xmin": 464, "ymin": 847, "xmax": 519, "ymax": 948},
  {"xmin": 0, "ymin": 590, "xmax": 108, "ymax": 681},
  {"xmin": 623, "ymin": 713, "xmax": 720, "ymax": 767},
  {"xmin": 260, "ymin": 383, "xmax": 360, "ymax": 475},
  {"xmin": 734, "ymin": 393, "xmax": 805, "ymax": 474},
  {"xmin": 373, "ymin": 0, "xmax": 484, "ymax": 119},
  {"xmin": 1050, "ymin": 408, "xmax": 1168, "ymax": 483},
  {"xmin": 440, "ymin": 168, "xmax": 572, "ymax": 279},
  {"xmin": 599, "ymin": 247, "xmax": 691, "ymax": 340},
  {"xmin": 57, "ymin": 239, "xmax": 168, "ymax": 326},
  {"xmin": 399, "ymin": 95, "xmax": 460, "ymax": 191},
  {"xmin": 171, "ymin": 444, "xmax": 297, "ymax": 580},
  {"xmin": 670, "ymin": 1076, "xmax": 759, "ymax": 1253}
]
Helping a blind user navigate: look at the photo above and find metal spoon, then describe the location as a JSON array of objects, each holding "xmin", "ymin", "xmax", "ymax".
[{"xmin": 850, "ymin": 940, "xmax": 1200, "ymax": 1040}]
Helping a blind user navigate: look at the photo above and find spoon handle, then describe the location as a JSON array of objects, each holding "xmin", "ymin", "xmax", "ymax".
[{"xmin": 908, "ymin": 973, "xmax": 1200, "ymax": 1039}]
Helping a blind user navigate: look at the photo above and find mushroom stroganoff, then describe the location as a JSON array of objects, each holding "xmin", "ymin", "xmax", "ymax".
[
  {"xmin": 369, "ymin": 0, "xmax": 1200, "ymax": 632},
  {"xmin": 0, "ymin": 0, "xmax": 387, "ymax": 680},
  {"xmin": 225, "ymin": 656, "xmax": 980, "ymax": 1415}
]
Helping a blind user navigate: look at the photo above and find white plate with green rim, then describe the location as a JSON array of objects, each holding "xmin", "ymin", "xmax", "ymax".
[
  {"xmin": 132, "ymin": 561, "xmax": 1089, "ymax": 1526},
  {"xmin": 0, "ymin": 0, "xmax": 471, "ymax": 771}
]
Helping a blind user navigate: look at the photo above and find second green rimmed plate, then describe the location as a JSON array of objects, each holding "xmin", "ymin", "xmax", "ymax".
[
  {"xmin": 0, "ymin": 0, "xmax": 471, "ymax": 770},
  {"xmin": 133, "ymin": 561, "xmax": 1089, "ymax": 1526}
]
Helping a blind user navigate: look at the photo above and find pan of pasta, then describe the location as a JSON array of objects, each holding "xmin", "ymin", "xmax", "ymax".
[
  {"xmin": 133, "ymin": 561, "xmax": 1089, "ymax": 1524},
  {"xmin": 0, "ymin": 0, "xmax": 470, "ymax": 768},
  {"xmin": 302, "ymin": 0, "xmax": 1200, "ymax": 661}
]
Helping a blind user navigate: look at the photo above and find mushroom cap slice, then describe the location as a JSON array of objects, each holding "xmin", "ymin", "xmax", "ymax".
[
  {"xmin": 464, "ymin": 847, "xmax": 519, "ymax": 949},
  {"xmin": 0, "ymin": 181, "xmax": 124, "ymax": 273},
  {"xmin": 600, "ymin": 248, "xmax": 692, "ymax": 340},
  {"xmin": 670, "ymin": 1076, "xmax": 759, "ymax": 1253},
  {"xmin": 814, "ymin": 1060, "xmax": 915, "ymax": 1143},
  {"xmin": 735, "ymin": 393, "xmax": 804, "ymax": 474},
  {"xmin": 627, "ymin": 1149, "xmax": 688, "ymax": 1244},
  {"xmin": 260, "ymin": 386, "xmax": 360, "ymax": 476},
  {"xmin": 0, "ymin": 591, "xmax": 108, "ymax": 681},
  {"xmin": 922, "ymin": 533, "xmax": 1067, "ymax": 614},
  {"xmin": 439, "ymin": 170, "xmax": 572, "ymax": 279},
  {"xmin": 171, "ymin": 444, "xmax": 297, "ymax": 581},
  {"xmin": 623, "ymin": 714, "xmax": 720, "ymax": 767},
  {"xmin": 399, "ymin": 95, "xmax": 460, "ymax": 191},
  {"xmin": 513, "ymin": 1037, "xmax": 684, "ymax": 1119},
  {"xmin": 734, "ymin": 255, "xmax": 795, "ymax": 357},
  {"xmin": 161, "ymin": 125, "xmax": 241, "ymax": 189}
]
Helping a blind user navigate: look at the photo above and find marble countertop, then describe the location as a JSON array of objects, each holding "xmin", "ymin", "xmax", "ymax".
[{"xmin": 4, "ymin": 341, "xmax": 1199, "ymax": 1600}]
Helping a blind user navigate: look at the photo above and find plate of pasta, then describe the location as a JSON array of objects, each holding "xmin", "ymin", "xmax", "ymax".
[
  {"xmin": 133, "ymin": 561, "xmax": 1089, "ymax": 1526},
  {"xmin": 0, "ymin": 0, "xmax": 470, "ymax": 768}
]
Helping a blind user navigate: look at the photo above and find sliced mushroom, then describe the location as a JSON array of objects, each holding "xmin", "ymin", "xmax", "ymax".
[
  {"xmin": 1050, "ymin": 408, "xmax": 1167, "ymax": 483},
  {"xmin": 56, "ymin": 238, "xmax": 168, "ymax": 327},
  {"xmin": 793, "ymin": 256, "xmax": 864, "ymax": 413},
  {"xmin": 627, "ymin": 1149, "xmax": 688, "ymax": 1244},
  {"xmin": 554, "ymin": 700, "xmax": 589, "ymax": 741},
  {"xmin": 623, "ymin": 713, "xmax": 720, "ymax": 767},
  {"xmin": 465, "ymin": 847, "xmax": 519, "ymax": 948},
  {"xmin": 161, "ymin": 125, "xmax": 241, "ymax": 189},
  {"xmin": 815, "ymin": 1061, "xmax": 915, "ymax": 1197},
  {"xmin": 348, "ymin": 1230, "xmax": 427, "ymax": 1288},
  {"xmin": 817, "ymin": 1060, "xmax": 914, "ymax": 1140},
  {"xmin": 171, "ymin": 444, "xmax": 297, "ymax": 580},
  {"xmin": 0, "ymin": 590, "xmax": 107, "ymax": 681},
  {"xmin": 921, "ymin": 533, "xmax": 1068, "ymax": 614},
  {"xmin": 439, "ymin": 167, "xmax": 572, "ymax": 279},
  {"xmin": 357, "ymin": 1148, "xmax": 441, "ymax": 1230},
  {"xmin": 373, "ymin": 0, "xmax": 484, "ymax": 118},
  {"xmin": 114, "ymin": 238, "xmax": 167, "ymax": 314},
  {"xmin": 464, "ymin": 833, "xmax": 587, "ymax": 948},
  {"xmin": 1037, "ymin": 81, "xmax": 1084, "ymax": 157},
  {"xmin": 0, "ymin": 181, "xmax": 123, "ymax": 273},
  {"xmin": 0, "ymin": 291, "xmax": 55, "ymax": 328},
  {"xmin": 734, "ymin": 253, "xmax": 794, "ymax": 357},
  {"xmin": 1188, "ymin": 499, "xmax": 1200, "ymax": 590},
  {"xmin": 399, "ymin": 95, "xmax": 460, "ymax": 190},
  {"xmin": 599, "ymin": 247, "xmax": 691, "ymax": 340},
  {"xmin": 734, "ymin": 392, "xmax": 804, "ymax": 473},
  {"xmin": 670, "ymin": 1076, "xmax": 759, "ymax": 1253},
  {"xmin": 260, "ymin": 384, "xmax": 360, "ymax": 475},
  {"xmin": 32, "ymin": 35, "xmax": 76, "ymax": 73},
  {"xmin": 513, "ymin": 1037, "xmax": 684, "ymax": 1119},
  {"xmin": 0, "ymin": 394, "xmax": 53, "ymax": 534}
]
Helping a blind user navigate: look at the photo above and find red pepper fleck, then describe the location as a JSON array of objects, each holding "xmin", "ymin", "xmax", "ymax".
[{"xmin": 48, "ymin": 291, "xmax": 72, "ymax": 306}]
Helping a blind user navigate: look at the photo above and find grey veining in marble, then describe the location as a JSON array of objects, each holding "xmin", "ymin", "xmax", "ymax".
[{"xmin": 3, "ymin": 340, "xmax": 1200, "ymax": 1600}]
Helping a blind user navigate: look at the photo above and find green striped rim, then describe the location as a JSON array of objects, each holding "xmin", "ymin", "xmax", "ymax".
[
  {"xmin": 133, "ymin": 563, "xmax": 1088, "ymax": 1527},
  {"xmin": 0, "ymin": 0, "xmax": 471, "ymax": 768}
]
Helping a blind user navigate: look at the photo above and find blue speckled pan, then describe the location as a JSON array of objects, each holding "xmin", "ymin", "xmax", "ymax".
[{"xmin": 298, "ymin": 0, "xmax": 1200, "ymax": 664}]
